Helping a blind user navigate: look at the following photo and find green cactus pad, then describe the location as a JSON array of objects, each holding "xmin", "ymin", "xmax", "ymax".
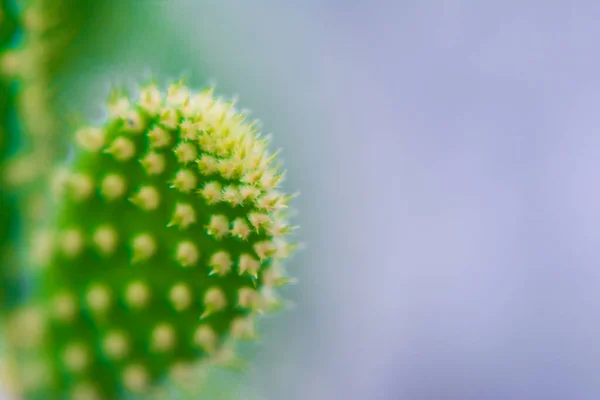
[
  {"xmin": 0, "ymin": 0, "xmax": 91, "ymax": 308},
  {"xmin": 0, "ymin": 0, "xmax": 92, "ymax": 259},
  {"xmin": 0, "ymin": 0, "xmax": 17, "ymax": 46},
  {"xmin": 0, "ymin": 0, "xmax": 19, "ymax": 305},
  {"xmin": 26, "ymin": 81, "xmax": 297, "ymax": 398}
]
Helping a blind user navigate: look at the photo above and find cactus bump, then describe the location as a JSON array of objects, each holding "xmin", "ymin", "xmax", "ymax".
[{"xmin": 16, "ymin": 81, "xmax": 297, "ymax": 398}]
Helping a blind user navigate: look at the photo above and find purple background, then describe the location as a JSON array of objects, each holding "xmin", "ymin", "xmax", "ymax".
[{"xmin": 245, "ymin": 3, "xmax": 600, "ymax": 400}]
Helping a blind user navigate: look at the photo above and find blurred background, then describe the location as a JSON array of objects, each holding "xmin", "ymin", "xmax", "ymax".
[{"xmin": 8, "ymin": 1, "xmax": 600, "ymax": 399}]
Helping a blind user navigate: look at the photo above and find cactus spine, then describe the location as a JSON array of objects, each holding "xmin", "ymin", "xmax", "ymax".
[{"xmin": 19, "ymin": 81, "xmax": 296, "ymax": 398}]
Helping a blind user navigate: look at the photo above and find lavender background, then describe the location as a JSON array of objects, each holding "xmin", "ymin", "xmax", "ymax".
[{"xmin": 22, "ymin": 2, "xmax": 600, "ymax": 399}]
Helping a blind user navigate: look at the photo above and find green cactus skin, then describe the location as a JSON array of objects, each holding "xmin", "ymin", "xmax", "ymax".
[
  {"xmin": 17, "ymin": 81, "xmax": 296, "ymax": 399},
  {"xmin": 0, "ymin": 0, "xmax": 90, "ymax": 281},
  {"xmin": 1, "ymin": 0, "xmax": 88, "ymax": 186},
  {"xmin": 0, "ymin": 0, "xmax": 17, "ymax": 47},
  {"xmin": 0, "ymin": 0, "xmax": 19, "ymax": 307}
]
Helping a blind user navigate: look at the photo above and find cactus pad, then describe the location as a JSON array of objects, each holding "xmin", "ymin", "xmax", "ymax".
[
  {"xmin": 27, "ymin": 81, "xmax": 297, "ymax": 398},
  {"xmin": 0, "ymin": 0, "xmax": 19, "ymax": 305}
]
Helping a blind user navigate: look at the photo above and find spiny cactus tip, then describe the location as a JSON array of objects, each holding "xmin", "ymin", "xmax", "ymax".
[{"xmin": 27, "ymin": 80, "xmax": 299, "ymax": 398}]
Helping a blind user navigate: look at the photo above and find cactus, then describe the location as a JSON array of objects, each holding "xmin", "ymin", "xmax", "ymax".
[
  {"xmin": 0, "ymin": 0, "xmax": 16, "ymax": 233},
  {"xmin": 1, "ymin": 0, "xmax": 88, "ymax": 189},
  {"xmin": 16, "ymin": 81, "xmax": 297, "ymax": 398},
  {"xmin": 0, "ymin": 0, "xmax": 19, "ymax": 307},
  {"xmin": 0, "ymin": 0, "xmax": 90, "ymax": 279}
]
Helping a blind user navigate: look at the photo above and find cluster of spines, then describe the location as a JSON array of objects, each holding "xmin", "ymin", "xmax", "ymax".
[
  {"xmin": 62, "ymin": 82, "xmax": 297, "ymax": 265},
  {"xmin": 23, "ymin": 80, "xmax": 297, "ymax": 399}
]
